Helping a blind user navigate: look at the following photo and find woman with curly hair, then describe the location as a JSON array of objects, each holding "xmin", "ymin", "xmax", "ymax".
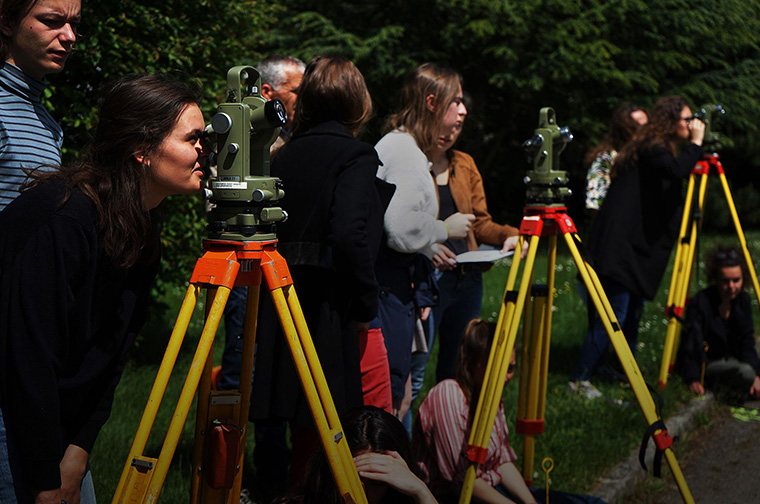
[{"xmin": 570, "ymin": 95, "xmax": 706, "ymax": 397}]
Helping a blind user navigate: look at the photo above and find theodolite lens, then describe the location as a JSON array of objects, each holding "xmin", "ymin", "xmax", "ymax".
[
  {"xmin": 266, "ymin": 99, "xmax": 287, "ymax": 127},
  {"xmin": 559, "ymin": 126, "xmax": 573, "ymax": 143}
]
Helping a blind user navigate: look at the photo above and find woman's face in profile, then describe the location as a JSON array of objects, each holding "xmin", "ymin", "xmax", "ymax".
[
  {"xmin": 434, "ymin": 83, "xmax": 467, "ymax": 153},
  {"xmin": 143, "ymin": 104, "xmax": 209, "ymax": 208},
  {"xmin": 676, "ymin": 106, "xmax": 693, "ymax": 140}
]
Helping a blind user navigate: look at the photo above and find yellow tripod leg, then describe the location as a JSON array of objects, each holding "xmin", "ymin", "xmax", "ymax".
[
  {"xmin": 267, "ymin": 283, "xmax": 367, "ymax": 504},
  {"xmin": 113, "ymin": 284, "xmax": 201, "ymax": 503},
  {"xmin": 719, "ymin": 171, "xmax": 760, "ymax": 309},
  {"xmin": 659, "ymin": 172, "xmax": 707, "ymax": 388},
  {"xmin": 564, "ymin": 232, "xmax": 695, "ymax": 504},
  {"xmin": 519, "ymin": 235, "xmax": 556, "ymax": 485},
  {"xmin": 140, "ymin": 285, "xmax": 231, "ymax": 504},
  {"xmin": 520, "ymin": 285, "xmax": 547, "ymax": 484},
  {"xmin": 460, "ymin": 229, "xmax": 542, "ymax": 504}
]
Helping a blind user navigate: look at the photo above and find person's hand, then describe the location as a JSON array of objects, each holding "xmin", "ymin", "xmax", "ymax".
[
  {"xmin": 34, "ymin": 489, "xmax": 62, "ymax": 504},
  {"xmin": 59, "ymin": 445, "xmax": 88, "ymax": 504},
  {"xmin": 420, "ymin": 306, "xmax": 432, "ymax": 322},
  {"xmin": 501, "ymin": 235, "xmax": 519, "ymax": 254},
  {"xmin": 431, "ymin": 243, "xmax": 457, "ymax": 271},
  {"xmin": 353, "ymin": 451, "xmax": 436, "ymax": 503},
  {"xmin": 690, "ymin": 117, "xmax": 706, "ymax": 146},
  {"xmin": 689, "ymin": 381, "xmax": 705, "ymax": 396},
  {"xmin": 444, "ymin": 213, "xmax": 475, "ymax": 239},
  {"xmin": 750, "ymin": 376, "xmax": 760, "ymax": 398}
]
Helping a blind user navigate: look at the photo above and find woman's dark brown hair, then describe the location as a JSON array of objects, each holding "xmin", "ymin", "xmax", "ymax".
[
  {"xmin": 612, "ymin": 95, "xmax": 689, "ymax": 178},
  {"xmin": 455, "ymin": 318, "xmax": 497, "ymax": 424},
  {"xmin": 584, "ymin": 104, "xmax": 646, "ymax": 167},
  {"xmin": 291, "ymin": 55, "xmax": 372, "ymax": 137},
  {"xmin": 384, "ymin": 62, "xmax": 462, "ymax": 156},
  {"xmin": 275, "ymin": 406, "xmax": 419, "ymax": 504},
  {"xmin": 27, "ymin": 73, "xmax": 202, "ymax": 268},
  {"xmin": 0, "ymin": 0, "xmax": 39, "ymax": 60}
]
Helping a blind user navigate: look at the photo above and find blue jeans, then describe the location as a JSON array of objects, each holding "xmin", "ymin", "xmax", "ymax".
[
  {"xmin": 572, "ymin": 279, "xmax": 644, "ymax": 382},
  {"xmin": 1, "ymin": 408, "xmax": 96, "ymax": 503},
  {"xmin": 408, "ymin": 267, "xmax": 483, "ymax": 401}
]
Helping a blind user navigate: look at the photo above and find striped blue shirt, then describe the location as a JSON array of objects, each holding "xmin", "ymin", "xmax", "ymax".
[{"xmin": 0, "ymin": 62, "xmax": 63, "ymax": 211}]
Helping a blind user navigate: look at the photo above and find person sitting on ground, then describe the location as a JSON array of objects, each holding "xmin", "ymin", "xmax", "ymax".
[
  {"xmin": 275, "ymin": 406, "xmax": 437, "ymax": 504},
  {"xmin": 413, "ymin": 319, "xmax": 607, "ymax": 504},
  {"xmin": 679, "ymin": 245, "xmax": 760, "ymax": 400}
]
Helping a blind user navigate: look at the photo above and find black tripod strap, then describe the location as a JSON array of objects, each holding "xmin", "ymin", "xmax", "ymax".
[
  {"xmin": 638, "ymin": 384, "xmax": 677, "ymax": 478},
  {"xmin": 639, "ymin": 419, "xmax": 661, "ymax": 476}
]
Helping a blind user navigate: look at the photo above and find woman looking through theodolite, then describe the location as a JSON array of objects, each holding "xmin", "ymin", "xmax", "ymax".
[
  {"xmin": 570, "ymin": 95, "xmax": 706, "ymax": 398},
  {"xmin": 0, "ymin": 73, "xmax": 209, "ymax": 504}
]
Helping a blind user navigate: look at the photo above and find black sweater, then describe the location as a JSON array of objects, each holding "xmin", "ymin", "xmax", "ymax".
[
  {"xmin": 587, "ymin": 143, "xmax": 703, "ymax": 300},
  {"xmin": 680, "ymin": 286, "xmax": 760, "ymax": 384},
  {"xmin": 0, "ymin": 181, "xmax": 159, "ymax": 491}
]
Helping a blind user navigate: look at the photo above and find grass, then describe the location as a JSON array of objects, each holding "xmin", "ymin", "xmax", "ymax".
[{"xmin": 90, "ymin": 232, "xmax": 760, "ymax": 501}]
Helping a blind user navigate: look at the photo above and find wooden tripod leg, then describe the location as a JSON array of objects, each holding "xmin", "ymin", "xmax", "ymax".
[
  {"xmin": 460, "ymin": 226, "xmax": 543, "ymax": 504},
  {"xmin": 112, "ymin": 284, "xmax": 201, "ymax": 503},
  {"xmin": 563, "ymin": 231, "xmax": 695, "ymax": 504},
  {"xmin": 261, "ymin": 251, "xmax": 367, "ymax": 504}
]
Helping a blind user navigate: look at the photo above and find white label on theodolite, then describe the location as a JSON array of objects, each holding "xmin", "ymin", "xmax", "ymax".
[{"xmin": 212, "ymin": 181, "xmax": 248, "ymax": 189}]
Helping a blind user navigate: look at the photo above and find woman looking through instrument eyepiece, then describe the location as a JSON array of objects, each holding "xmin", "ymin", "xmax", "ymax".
[
  {"xmin": 0, "ymin": 73, "xmax": 209, "ymax": 504},
  {"xmin": 570, "ymin": 95, "xmax": 705, "ymax": 397}
]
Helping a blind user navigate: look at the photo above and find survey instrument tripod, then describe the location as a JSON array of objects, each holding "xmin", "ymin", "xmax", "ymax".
[
  {"xmin": 111, "ymin": 238, "xmax": 367, "ymax": 504},
  {"xmin": 658, "ymin": 152, "xmax": 760, "ymax": 389},
  {"xmin": 458, "ymin": 108, "xmax": 694, "ymax": 504},
  {"xmin": 112, "ymin": 64, "xmax": 366, "ymax": 504}
]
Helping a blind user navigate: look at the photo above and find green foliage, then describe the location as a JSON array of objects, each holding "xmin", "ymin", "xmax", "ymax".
[
  {"xmin": 41, "ymin": 0, "xmax": 277, "ymax": 293},
  {"xmin": 260, "ymin": 0, "xmax": 760, "ymax": 227}
]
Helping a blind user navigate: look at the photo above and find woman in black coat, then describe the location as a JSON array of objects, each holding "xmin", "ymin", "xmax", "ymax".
[
  {"xmin": 570, "ymin": 95, "xmax": 706, "ymax": 394},
  {"xmin": 250, "ymin": 56, "xmax": 389, "ymax": 481}
]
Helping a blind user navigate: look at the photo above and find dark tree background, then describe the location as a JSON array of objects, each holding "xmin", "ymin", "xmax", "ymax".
[{"xmin": 43, "ymin": 0, "xmax": 760, "ymax": 291}]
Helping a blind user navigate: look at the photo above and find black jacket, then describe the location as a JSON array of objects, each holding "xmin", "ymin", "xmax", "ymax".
[
  {"xmin": 0, "ymin": 181, "xmax": 158, "ymax": 491},
  {"xmin": 251, "ymin": 121, "xmax": 388, "ymax": 425},
  {"xmin": 679, "ymin": 286, "xmax": 760, "ymax": 384},
  {"xmin": 587, "ymin": 143, "xmax": 703, "ymax": 299}
]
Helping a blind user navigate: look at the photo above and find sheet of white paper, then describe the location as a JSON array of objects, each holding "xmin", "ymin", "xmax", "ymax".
[{"xmin": 455, "ymin": 249, "xmax": 514, "ymax": 264}]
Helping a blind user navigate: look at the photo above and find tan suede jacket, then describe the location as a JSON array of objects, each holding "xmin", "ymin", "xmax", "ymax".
[{"xmin": 446, "ymin": 150, "xmax": 519, "ymax": 251}]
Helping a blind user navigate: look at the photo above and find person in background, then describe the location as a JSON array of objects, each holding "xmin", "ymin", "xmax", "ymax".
[
  {"xmin": 679, "ymin": 244, "xmax": 760, "ymax": 401},
  {"xmin": 275, "ymin": 406, "xmax": 437, "ymax": 504},
  {"xmin": 0, "ymin": 0, "xmax": 81, "ymax": 211},
  {"xmin": 250, "ymin": 55, "xmax": 387, "ymax": 484},
  {"xmin": 570, "ymin": 95, "xmax": 705, "ymax": 399},
  {"xmin": 584, "ymin": 104, "xmax": 648, "ymax": 216},
  {"xmin": 0, "ymin": 73, "xmax": 209, "ymax": 504},
  {"xmin": 414, "ymin": 320, "xmax": 607, "ymax": 504},
  {"xmin": 213, "ymin": 54, "xmax": 304, "ymax": 502},
  {"xmin": 423, "ymin": 83, "xmax": 520, "ymax": 389},
  {"xmin": 374, "ymin": 62, "xmax": 475, "ymax": 425}
]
